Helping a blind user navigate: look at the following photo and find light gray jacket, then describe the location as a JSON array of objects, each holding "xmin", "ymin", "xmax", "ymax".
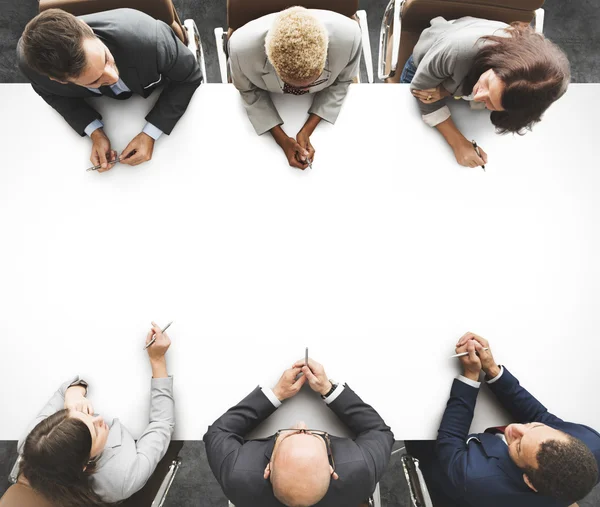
[
  {"xmin": 229, "ymin": 9, "xmax": 362, "ymax": 135},
  {"xmin": 17, "ymin": 376, "xmax": 175, "ymax": 503},
  {"xmin": 410, "ymin": 16, "xmax": 509, "ymax": 126}
]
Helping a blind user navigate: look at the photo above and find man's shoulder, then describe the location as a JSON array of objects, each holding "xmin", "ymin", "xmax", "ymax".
[
  {"xmin": 229, "ymin": 15, "xmax": 274, "ymax": 60},
  {"xmin": 313, "ymin": 10, "xmax": 361, "ymax": 47},
  {"xmin": 82, "ymin": 8, "xmax": 159, "ymax": 48}
]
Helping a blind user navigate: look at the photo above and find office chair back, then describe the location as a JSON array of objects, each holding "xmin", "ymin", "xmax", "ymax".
[
  {"xmin": 227, "ymin": 0, "xmax": 359, "ymax": 31},
  {"xmin": 38, "ymin": 0, "xmax": 188, "ymax": 44},
  {"xmin": 0, "ymin": 479, "xmax": 57, "ymax": 507},
  {"xmin": 391, "ymin": 0, "xmax": 544, "ymax": 80}
]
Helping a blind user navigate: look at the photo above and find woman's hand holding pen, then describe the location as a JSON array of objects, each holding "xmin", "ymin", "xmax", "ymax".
[
  {"xmin": 64, "ymin": 385, "xmax": 94, "ymax": 414},
  {"xmin": 452, "ymin": 137, "xmax": 488, "ymax": 168},
  {"xmin": 145, "ymin": 321, "xmax": 170, "ymax": 378}
]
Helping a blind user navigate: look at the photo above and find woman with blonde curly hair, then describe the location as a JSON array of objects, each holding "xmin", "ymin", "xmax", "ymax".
[
  {"xmin": 228, "ymin": 6, "xmax": 362, "ymax": 170},
  {"xmin": 403, "ymin": 16, "xmax": 570, "ymax": 168}
]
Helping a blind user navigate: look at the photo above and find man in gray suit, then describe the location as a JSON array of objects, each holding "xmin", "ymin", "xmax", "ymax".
[
  {"xmin": 18, "ymin": 8, "xmax": 202, "ymax": 171},
  {"xmin": 204, "ymin": 358, "xmax": 394, "ymax": 507},
  {"xmin": 229, "ymin": 7, "xmax": 362, "ymax": 170}
]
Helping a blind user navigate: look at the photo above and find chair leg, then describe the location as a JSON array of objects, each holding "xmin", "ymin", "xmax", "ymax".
[
  {"xmin": 214, "ymin": 27, "xmax": 229, "ymax": 83},
  {"xmin": 356, "ymin": 10, "xmax": 373, "ymax": 83}
]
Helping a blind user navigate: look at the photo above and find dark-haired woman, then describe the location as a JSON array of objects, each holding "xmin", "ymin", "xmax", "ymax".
[
  {"xmin": 16, "ymin": 323, "xmax": 174, "ymax": 507},
  {"xmin": 402, "ymin": 16, "xmax": 570, "ymax": 168}
]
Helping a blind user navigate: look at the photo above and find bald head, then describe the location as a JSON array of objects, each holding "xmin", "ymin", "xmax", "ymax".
[{"xmin": 271, "ymin": 432, "xmax": 332, "ymax": 507}]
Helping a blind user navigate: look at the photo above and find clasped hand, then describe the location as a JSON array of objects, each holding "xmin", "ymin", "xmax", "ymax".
[
  {"xmin": 455, "ymin": 332, "xmax": 500, "ymax": 382},
  {"xmin": 272, "ymin": 358, "xmax": 332, "ymax": 401}
]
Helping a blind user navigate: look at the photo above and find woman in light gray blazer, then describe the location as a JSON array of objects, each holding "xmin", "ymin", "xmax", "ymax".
[
  {"xmin": 402, "ymin": 17, "xmax": 570, "ymax": 168},
  {"xmin": 16, "ymin": 323, "xmax": 174, "ymax": 507}
]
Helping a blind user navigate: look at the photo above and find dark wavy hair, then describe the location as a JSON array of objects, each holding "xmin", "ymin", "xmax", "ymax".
[
  {"xmin": 20, "ymin": 409, "xmax": 108, "ymax": 507},
  {"xmin": 21, "ymin": 9, "xmax": 95, "ymax": 80},
  {"xmin": 523, "ymin": 435, "xmax": 599, "ymax": 504},
  {"xmin": 462, "ymin": 23, "xmax": 570, "ymax": 135}
]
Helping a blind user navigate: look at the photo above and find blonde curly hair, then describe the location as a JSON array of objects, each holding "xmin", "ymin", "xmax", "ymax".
[{"xmin": 265, "ymin": 7, "xmax": 329, "ymax": 84}]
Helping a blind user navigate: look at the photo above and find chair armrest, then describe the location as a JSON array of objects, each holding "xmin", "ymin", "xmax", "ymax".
[
  {"xmin": 401, "ymin": 455, "xmax": 434, "ymax": 507},
  {"xmin": 534, "ymin": 8, "xmax": 545, "ymax": 33},
  {"xmin": 378, "ymin": 0, "xmax": 403, "ymax": 80},
  {"xmin": 356, "ymin": 10, "xmax": 373, "ymax": 83},
  {"xmin": 214, "ymin": 27, "xmax": 229, "ymax": 83},
  {"xmin": 184, "ymin": 19, "xmax": 206, "ymax": 82},
  {"xmin": 150, "ymin": 457, "xmax": 182, "ymax": 507}
]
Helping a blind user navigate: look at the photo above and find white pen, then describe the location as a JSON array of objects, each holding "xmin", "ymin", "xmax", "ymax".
[
  {"xmin": 144, "ymin": 321, "xmax": 173, "ymax": 350},
  {"xmin": 450, "ymin": 347, "xmax": 489, "ymax": 358}
]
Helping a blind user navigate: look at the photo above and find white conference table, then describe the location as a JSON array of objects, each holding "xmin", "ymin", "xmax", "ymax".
[{"xmin": 0, "ymin": 83, "xmax": 599, "ymax": 442}]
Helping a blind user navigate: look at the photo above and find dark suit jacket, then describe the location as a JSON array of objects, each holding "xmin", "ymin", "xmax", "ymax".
[
  {"xmin": 203, "ymin": 386, "xmax": 394, "ymax": 507},
  {"xmin": 436, "ymin": 367, "xmax": 600, "ymax": 507},
  {"xmin": 17, "ymin": 8, "xmax": 201, "ymax": 136}
]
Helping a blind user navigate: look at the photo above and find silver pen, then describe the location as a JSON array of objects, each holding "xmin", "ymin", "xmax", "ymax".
[
  {"xmin": 144, "ymin": 321, "xmax": 173, "ymax": 350},
  {"xmin": 86, "ymin": 158, "xmax": 121, "ymax": 172},
  {"xmin": 450, "ymin": 347, "xmax": 489, "ymax": 358}
]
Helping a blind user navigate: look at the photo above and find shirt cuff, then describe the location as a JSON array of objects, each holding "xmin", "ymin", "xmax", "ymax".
[
  {"xmin": 457, "ymin": 375, "xmax": 481, "ymax": 389},
  {"xmin": 486, "ymin": 366, "xmax": 504, "ymax": 384},
  {"xmin": 422, "ymin": 105, "xmax": 451, "ymax": 127},
  {"xmin": 260, "ymin": 386, "xmax": 282, "ymax": 408},
  {"xmin": 142, "ymin": 122, "xmax": 163, "ymax": 140},
  {"xmin": 84, "ymin": 119, "xmax": 104, "ymax": 137},
  {"xmin": 323, "ymin": 382, "xmax": 345, "ymax": 405}
]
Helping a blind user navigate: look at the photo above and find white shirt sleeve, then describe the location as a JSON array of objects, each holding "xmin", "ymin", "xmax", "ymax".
[
  {"xmin": 422, "ymin": 105, "xmax": 451, "ymax": 127},
  {"xmin": 486, "ymin": 366, "xmax": 505, "ymax": 384},
  {"xmin": 142, "ymin": 122, "xmax": 164, "ymax": 140},
  {"xmin": 260, "ymin": 386, "xmax": 282, "ymax": 408},
  {"xmin": 457, "ymin": 375, "xmax": 481, "ymax": 389},
  {"xmin": 323, "ymin": 382, "xmax": 345, "ymax": 405},
  {"xmin": 85, "ymin": 119, "xmax": 104, "ymax": 137}
]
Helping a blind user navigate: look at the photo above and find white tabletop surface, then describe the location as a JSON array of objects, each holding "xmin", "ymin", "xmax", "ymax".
[{"xmin": 0, "ymin": 83, "xmax": 599, "ymax": 441}]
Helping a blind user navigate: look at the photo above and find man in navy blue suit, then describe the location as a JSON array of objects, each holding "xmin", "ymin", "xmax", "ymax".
[{"xmin": 408, "ymin": 332, "xmax": 600, "ymax": 507}]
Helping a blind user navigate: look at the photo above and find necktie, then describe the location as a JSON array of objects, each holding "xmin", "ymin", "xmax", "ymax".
[
  {"xmin": 99, "ymin": 86, "xmax": 132, "ymax": 101},
  {"xmin": 282, "ymin": 83, "xmax": 309, "ymax": 96}
]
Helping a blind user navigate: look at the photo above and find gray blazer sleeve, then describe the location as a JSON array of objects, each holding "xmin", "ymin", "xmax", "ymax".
[
  {"xmin": 119, "ymin": 376, "xmax": 175, "ymax": 499},
  {"xmin": 309, "ymin": 25, "xmax": 362, "ymax": 124},
  {"xmin": 17, "ymin": 376, "xmax": 82, "ymax": 454},
  {"xmin": 409, "ymin": 43, "xmax": 458, "ymax": 124},
  {"xmin": 230, "ymin": 54, "xmax": 283, "ymax": 136},
  {"xmin": 145, "ymin": 21, "xmax": 202, "ymax": 135}
]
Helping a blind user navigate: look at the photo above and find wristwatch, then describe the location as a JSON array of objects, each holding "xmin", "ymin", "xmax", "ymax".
[
  {"xmin": 321, "ymin": 380, "xmax": 338, "ymax": 399},
  {"xmin": 68, "ymin": 379, "xmax": 89, "ymax": 395}
]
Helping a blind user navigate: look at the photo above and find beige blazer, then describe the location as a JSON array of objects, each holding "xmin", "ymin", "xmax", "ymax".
[
  {"xmin": 229, "ymin": 9, "xmax": 362, "ymax": 135},
  {"xmin": 17, "ymin": 376, "xmax": 175, "ymax": 504}
]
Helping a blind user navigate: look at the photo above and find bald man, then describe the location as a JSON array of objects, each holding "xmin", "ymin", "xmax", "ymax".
[{"xmin": 203, "ymin": 358, "xmax": 394, "ymax": 507}]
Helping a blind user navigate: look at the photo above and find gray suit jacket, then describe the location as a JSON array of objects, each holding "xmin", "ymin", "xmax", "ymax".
[
  {"xmin": 17, "ymin": 8, "xmax": 202, "ymax": 136},
  {"xmin": 18, "ymin": 375, "xmax": 175, "ymax": 503},
  {"xmin": 410, "ymin": 16, "xmax": 509, "ymax": 126},
  {"xmin": 229, "ymin": 9, "xmax": 362, "ymax": 135}
]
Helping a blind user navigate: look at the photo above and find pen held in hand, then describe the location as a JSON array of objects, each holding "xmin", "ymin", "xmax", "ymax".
[
  {"xmin": 471, "ymin": 140, "xmax": 485, "ymax": 171},
  {"xmin": 305, "ymin": 347, "xmax": 308, "ymax": 367},
  {"xmin": 450, "ymin": 347, "xmax": 489, "ymax": 358},
  {"xmin": 86, "ymin": 158, "xmax": 121, "ymax": 172},
  {"xmin": 144, "ymin": 321, "xmax": 173, "ymax": 350}
]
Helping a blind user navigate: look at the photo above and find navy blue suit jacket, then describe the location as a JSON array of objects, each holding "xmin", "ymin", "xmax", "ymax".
[{"xmin": 436, "ymin": 368, "xmax": 600, "ymax": 507}]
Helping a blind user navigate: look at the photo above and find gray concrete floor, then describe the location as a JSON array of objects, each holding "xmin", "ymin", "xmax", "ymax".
[{"xmin": 1, "ymin": 1, "xmax": 600, "ymax": 506}]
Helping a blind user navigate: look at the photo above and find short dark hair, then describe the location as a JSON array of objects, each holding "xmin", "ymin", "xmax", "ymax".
[
  {"xmin": 463, "ymin": 23, "xmax": 571, "ymax": 135},
  {"xmin": 21, "ymin": 9, "xmax": 95, "ymax": 80},
  {"xmin": 524, "ymin": 435, "xmax": 599, "ymax": 503},
  {"xmin": 20, "ymin": 409, "xmax": 107, "ymax": 507}
]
